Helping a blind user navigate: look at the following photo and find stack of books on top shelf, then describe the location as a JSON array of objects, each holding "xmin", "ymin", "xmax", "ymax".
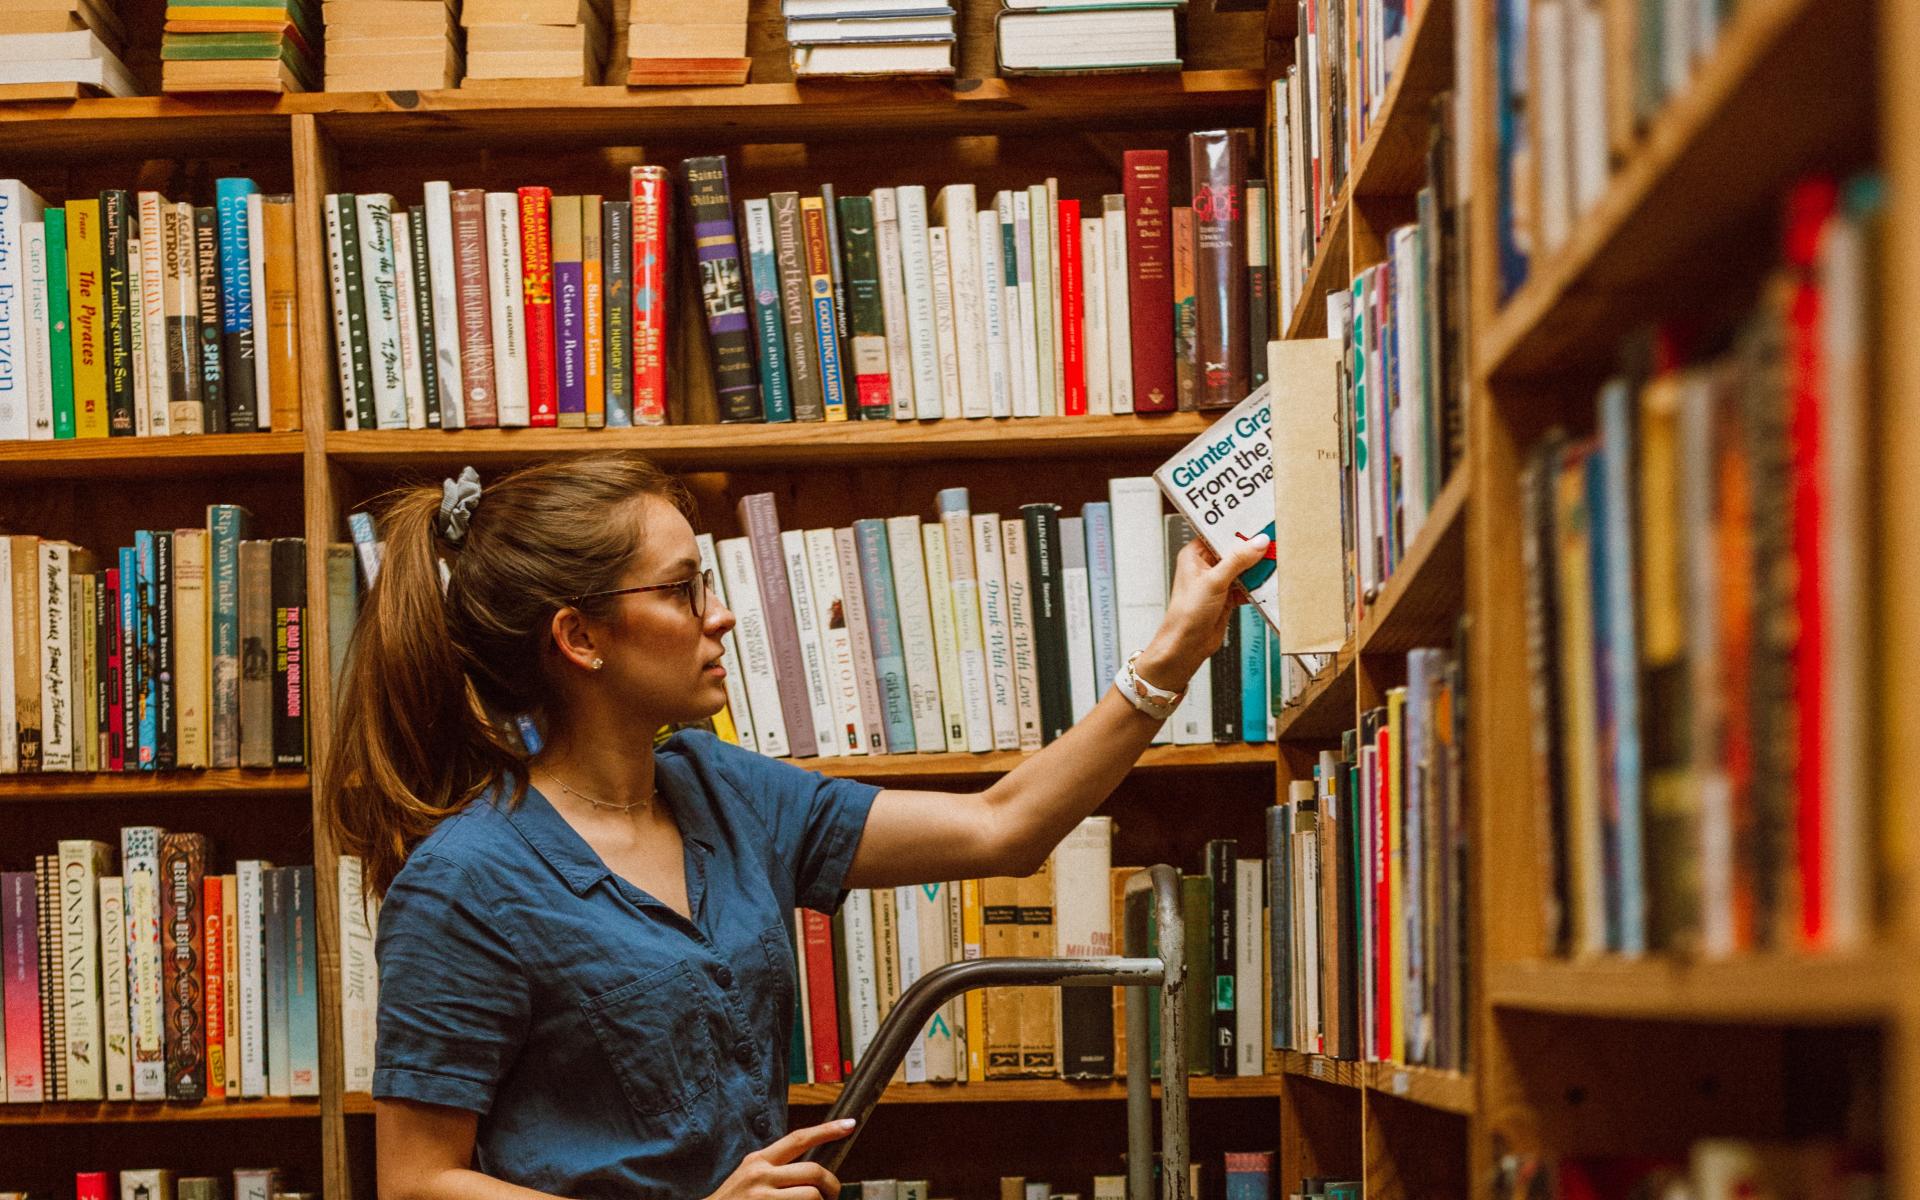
[
  {"xmin": 324, "ymin": 0, "xmax": 463, "ymax": 91},
  {"xmin": 0, "ymin": 3, "xmax": 135, "ymax": 97},
  {"xmin": 462, "ymin": 0, "xmax": 610, "ymax": 84},
  {"xmin": 162, "ymin": 0, "xmax": 320, "ymax": 92},
  {"xmin": 0, "ymin": 519, "xmax": 310, "ymax": 776},
  {"xmin": 625, "ymin": 0, "xmax": 749, "ymax": 85},
  {"xmin": 1, "ymin": 835, "xmax": 321, "ymax": 1104},
  {"xmin": 0, "ymin": 178, "xmax": 302, "ymax": 443},
  {"xmin": 1521, "ymin": 176, "xmax": 1881, "ymax": 962},
  {"xmin": 995, "ymin": 0, "xmax": 1184, "ymax": 76},
  {"xmin": 320, "ymin": 131, "xmax": 1275, "ymax": 429},
  {"xmin": 783, "ymin": 0, "xmax": 956, "ymax": 79}
]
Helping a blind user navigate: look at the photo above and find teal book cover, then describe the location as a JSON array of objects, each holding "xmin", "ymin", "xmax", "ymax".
[{"xmin": 853, "ymin": 518, "xmax": 914, "ymax": 753}]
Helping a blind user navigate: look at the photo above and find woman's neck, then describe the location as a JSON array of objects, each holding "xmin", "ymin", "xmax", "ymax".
[{"xmin": 533, "ymin": 724, "xmax": 659, "ymax": 812}]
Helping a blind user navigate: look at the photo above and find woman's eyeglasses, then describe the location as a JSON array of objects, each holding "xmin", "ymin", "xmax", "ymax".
[{"xmin": 570, "ymin": 568, "xmax": 716, "ymax": 619}]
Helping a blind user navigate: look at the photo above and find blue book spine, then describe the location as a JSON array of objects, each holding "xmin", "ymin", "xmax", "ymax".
[
  {"xmin": 602, "ymin": 201, "xmax": 633, "ymax": 428},
  {"xmin": 1238, "ymin": 607, "xmax": 1267, "ymax": 742},
  {"xmin": 1599, "ymin": 382, "xmax": 1644, "ymax": 954},
  {"xmin": 853, "ymin": 518, "xmax": 915, "ymax": 753},
  {"xmin": 118, "ymin": 545, "xmax": 138, "ymax": 769},
  {"xmin": 810, "ymin": 273, "xmax": 845, "ymax": 422},
  {"xmin": 1582, "ymin": 447, "xmax": 1621, "ymax": 953},
  {"xmin": 288, "ymin": 864, "xmax": 320, "ymax": 1096},
  {"xmin": 743, "ymin": 200, "xmax": 792, "ymax": 423},
  {"xmin": 134, "ymin": 531, "xmax": 158, "ymax": 770},
  {"xmin": 215, "ymin": 179, "xmax": 257, "ymax": 336},
  {"xmin": 209, "ymin": 505, "xmax": 246, "ymax": 768},
  {"xmin": 264, "ymin": 866, "xmax": 291, "ymax": 1096},
  {"xmin": 1081, "ymin": 501, "xmax": 1121, "ymax": 685},
  {"xmin": 1225, "ymin": 1157, "xmax": 1273, "ymax": 1200}
]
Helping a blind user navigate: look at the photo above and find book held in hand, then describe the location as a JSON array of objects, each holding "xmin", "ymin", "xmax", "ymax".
[{"xmin": 1151, "ymin": 381, "xmax": 1278, "ymax": 632}]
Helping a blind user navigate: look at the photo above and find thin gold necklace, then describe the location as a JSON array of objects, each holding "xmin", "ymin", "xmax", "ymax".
[{"xmin": 548, "ymin": 771, "xmax": 656, "ymax": 815}]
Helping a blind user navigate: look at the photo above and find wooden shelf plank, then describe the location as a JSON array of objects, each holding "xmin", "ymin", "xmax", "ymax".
[
  {"xmin": 326, "ymin": 413, "xmax": 1226, "ymax": 473},
  {"xmin": 1269, "ymin": 1048, "xmax": 1365, "ymax": 1088},
  {"xmin": 1362, "ymin": 1062, "xmax": 1474, "ymax": 1115},
  {"xmin": 808, "ymin": 742, "xmax": 1276, "ymax": 782},
  {"xmin": 1487, "ymin": 954, "xmax": 1901, "ymax": 1025},
  {"xmin": 1478, "ymin": 0, "xmax": 1874, "ymax": 379},
  {"xmin": 1274, "ymin": 647, "xmax": 1355, "ymax": 742},
  {"xmin": 787, "ymin": 1074, "xmax": 1287, "ymax": 1105},
  {"xmin": 0, "ymin": 432, "xmax": 306, "ymax": 482},
  {"xmin": 1284, "ymin": 197, "xmax": 1349, "ymax": 341},
  {"xmin": 0, "ymin": 769, "xmax": 310, "ymax": 803},
  {"xmin": 1356, "ymin": 468, "xmax": 1468, "ymax": 655},
  {"xmin": 0, "ymin": 1098, "xmax": 323, "ymax": 1125},
  {"xmin": 1348, "ymin": 0, "xmax": 1455, "ymax": 200}
]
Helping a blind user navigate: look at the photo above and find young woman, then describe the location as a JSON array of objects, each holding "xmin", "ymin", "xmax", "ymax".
[{"xmin": 324, "ymin": 454, "xmax": 1270, "ymax": 1200}]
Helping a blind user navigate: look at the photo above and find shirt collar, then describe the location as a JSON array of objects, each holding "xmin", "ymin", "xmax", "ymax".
[{"xmin": 501, "ymin": 756, "xmax": 717, "ymax": 898}]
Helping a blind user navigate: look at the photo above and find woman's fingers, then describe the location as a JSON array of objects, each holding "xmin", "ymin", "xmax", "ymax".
[
  {"xmin": 763, "ymin": 1162, "xmax": 842, "ymax": 1200},
  {"xmin": 756, "ymin": 1119, "xmax": 856, "ymax": 1166}
]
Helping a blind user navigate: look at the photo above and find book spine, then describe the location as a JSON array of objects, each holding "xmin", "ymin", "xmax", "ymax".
[
  {"xmin": 221, "ymin": 874, "xmax": 240, "ymax": 1094},
  {"xmin": 834, "ymin": 527, "xmax": 890, "ymax": 756},
  {"xmin": 742, "ymin": 199, "xmax": 793, "ymax": 423},
  {"xmin": 117, "ymin": 547, "xmax": 136, "ymax": 770},
  {"xmin": 1190, "ymin": 130, "xmax": 1252, "ymax": 410},
  {"xmin": 9, "ymin": 538, "xmax": 39, "ymax": 772},
  {"xmin": 1172, "ymin": 207, "xmax": 1199, "ymax": 412},
  {"xmin": 181, "ymin": 208, "xmax": 222, "ymax": 435},
  {"xmin": 1239, "ymin": 606, "xmax": 1268, "ymax": 740},
  {"xmin": 1212, "ymin": 601, "xmax": 1242, "ymax": 742},
  {"xmin": 331, "ymin": 197, "xmax": 376, "ymax": 431},
  {"xmin": 842, "ymin": 890, "xmax": 880, "ymax": 1068},
  {"xmin": 237, "ymin": 540, "xmax": 273, "ymax": 768},
  {"xmin": 1025, "ymin": 185, "xmax": 1056, "ymax": 416},
  {"xmin": 449, "ymin": 189, "xmax": 497, "ymax": 428},
  {"xmin": 215, "ymin": 180, "xmax": 260, "ymax": 433},
  {"xmin": 22, "ymin": 221, "xmax": 53, "ymax": 441},
  {"xmin": 1017, "ymin": 857, "xmax": 1058, "ymax": 1076},
  {"xmin": 1122, "ymin": 153, "xmax": 1176, "ymax": 412},
  {"xmin": 401, "ymin": 207, "xmax": 440, "ymax": 429},
  {"xmin": 1083, "ymin": 501, "xmax": 1122, "ymax": 688},
  {"xmin": 128, "ymin": 236, "xmax": 149, "ymax": 437},
  {"xmin": 715, "ymin": 536, "xmax": 790, "ymax": 758},
  {"xmin": 37, "ymin": 541, "xmax": 70, "ymax": 771},
  {"xmin": 921, "ymin": 523, "xmax": 969, "ymax": 754},
  {"xmin": 820, "ymin": 183, "xmax": 856, "ymax": 420},
  {"xmin": 172, "ymin": 530, "xmax": 208, "ymax": 768},
  {"xmin": 517, "ymin": 187, "xmax": 557, "ymax": 428},
  {"xmin": 836, "ymin": 195, "xmax": 891, "ymax": 420},
  {"xmin": 1010, "ymin": 192, "xmax": 1042, "ymax": 418},
  {"xmin": 1056, "ymin": 818, "xmax": 1114, "ymax": 1079},
  {"xmin": 102, "ymin": 566, "xmax": 122, "ymax": 772},
  {"xmin": 161, "ymin": 203, "xmax": 203, "ymax": 435},
  {"xmin": 1247, "ymin": 179, "xmax": 1271, "ymax": 388},
  {"xmin": 263, "ymin": 867, "xmax": 288, "ymax": 1096},
  {"xmin": 804, "ymin": 528, "xmax": 866, "ymax": 756},
  {"xmin": 970, "ymin": 515, "xmax": 1019, "ymax": 750},
  {"xmin": 679, "ymin": 157, "xmax": 761, "ymax": 422},
  {"xmin": 927, "ymin": 226, "xmax": 962, "ymax": 422},
  {"xmin": 580, "ymin": 195, "xmax": 605, "ymax": 428},
  {"xmin": 871, "ymin": 188, "xmax": 916, "ymax": 421},
  {"xmin": 236, "ymin": 860, "xmax": 267, "ymax": 1097},
  {"xmin": 1060, "ymin": 517, "xmax": 1098, "ymax": 723},
  {"xmin": 210, "ymin": 515, "xmax": 243, "ymax": 762},
  {"xmin": 885, "ymin": 516, "xmax": 948, "ymax": 752},
  {"xmin": 484, "ymin": 194, "xmax": 529, "ymax": 427},
  {"xmin": 422, "ymin": 182, "xmax": 466, "ymax": 428},
  {"xmin": 1080, "ymin": 216, "xmax": 1109, "ymax": 415},
  {"xmin": 629, "ymin": 166, "xmax": 670, "ymax": 426},
  {"xmin": 159, "ymin": 832, "xmax": 206, "ymax": 1100},
  {"xmin": 270, "ymin": 538, "xmax": 305, "ymax": 767},
  {"xmin": 799, "ymin": 197, "xmax": 848, "ymax": 423},
  {"xmin": 1057, "ymin": 199, "xmax": 1086, "ymax": 416},
  {"xmin": 779, "ymin": 529, "xmax": 840, "ymax": 758},
  {"xmin": 0, "ymin": 183, "xmax": 43, "ymax": 440},
  {"xmin": 57, "ymin": 841, "xmax": 107, "ymax": 1099},
  {"xmin": 1103, "ymin": 194, "xmax": 1135, "ymax": 413},
  {"xmin": 694, "ymin": 533, "xmax": 757, "ymax": 753},
  {"xmin": 64, "ymin": 202, "xmax": 107, "ymax": 438},
  {"xmin": 136, "ymin": 193, "xmax": 172, "ymax": 436},
  {"xmin": 99, "ymin": 190, "xmax": 137, "ymax": 436},
  {"xmin": 201, "ymin": 874, "xmax": 225, "ymax": 1100},
  {"xmin": 1020, "ymin": 504, "xmax": 1072, "ymax": 743},
  {"xmin": 44, "ymin": 209, "xmax": 74, "ymax": 439},
  {"xmin": 800, "ymin": 909, "xmax": 842, "ymax": 1083},
  {"xmin": 935, "ymin": 490, "xmax": 994, "ymax": 753},
  {"xmin": 3, "ymin": 872, "xmax": 42, "ymax": 1101},
  {"xmin": 854, "ymin": 519, "xmax": 915, "ymax": 754},
  {"xmin": 339, "ymin": 857, "xmax": 375, "ymax": 1094},
  {"xmin": 246, "ymin": 195, "xmax": 271, "ymax": 430},
  {"xmin": 1001, "ymin": 519, "xmax": 1042, "ymax": 752},
  {"xmin": 601, "ymin": 200, "xmax": 632, "ymax": 427},
  {"xmin": 36, "ymin": 856, "xmax": 59, "ymax": 1099},
  {"xmin": 288, "ymin": 865, "xmax": 318, "ymax": 1096},
  {"xmin": 977, "ymin": 207, "xmax": 1012, "ymax": 419},
  {"xmin": 1204, "ymin": 839, "xmax": 1237, "ymax": 1074},
  {"xmin": 551, "ymin": 197, "xmax": 586, "ymax": 428},
  {"xmin": 351, "ymin": 194, "xmax": 403, "ymax": 429},
  {"xmin": 153, "ymin": 533, "xmax": 175, "ymax": 768},
  {"xmin": 894, "ymin": 186, "xmax": 943, "ymax": 420},
  {"xmin": 739, "ymin": 494, "xmax": 818, "ymax": 756},
  {"xmin": 938, "ymin": 186, "xmax": 988, "ymax": 419},
  {"xmin": 770, "ymin": 192, "xmax": 823, "ymax": 422}
]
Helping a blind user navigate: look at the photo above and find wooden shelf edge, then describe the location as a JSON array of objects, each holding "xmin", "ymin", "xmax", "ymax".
[
  {"xmin": 0, "ymin": 1098, "xmax": 323, "ymax": 1125},
  {"xmin": 1356, "ymin": 468, "xmax": 1469, "ymax": 655},
  {"xmin": 1284, "ymin": 198, "xmax": 1350, "ymax": 341},
  {"xmin": 1487, "ymin": 953, "xmax": 1901, "ymax": 1025},
  {"xmin": 808, "ymin": 741, "xmax": 1276, "ymax": 781},
  {"xmin": 785, "ymin": 1074, "xmax": 1287, "ymax": 1105},
  {"xmin": 1347, "ymin": 0, "xmax": 1456, "ymax": 200},
  {"xmin": 0, "ymin": 768, "xmax": 311, "ymax": 803},
  {"xmin": 0, "ymin": 431, "xmax": 306, "ymax": 480},
  {"xmin": 1274, "ymin": 646, "xmax": 1355, "ymax": 743},
  {"xmin": 1362, "ymin": 1062, "xmax": 1475, "ymax": 1115}
]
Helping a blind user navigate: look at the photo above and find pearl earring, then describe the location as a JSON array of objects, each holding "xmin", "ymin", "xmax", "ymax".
[{"xmin": 591, "ymin": 657, "xmax": 605, "ymax": 670}]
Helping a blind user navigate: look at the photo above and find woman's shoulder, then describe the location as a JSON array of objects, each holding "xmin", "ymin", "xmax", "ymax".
[{"xmin": 389, "ymin": 791, "xmax": 518, "ymax": 896}]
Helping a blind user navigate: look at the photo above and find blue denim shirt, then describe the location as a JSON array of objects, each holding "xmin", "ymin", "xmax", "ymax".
[{"xmin": 373, "ymin": 730, "xmax": 879, "ymax": 1199}]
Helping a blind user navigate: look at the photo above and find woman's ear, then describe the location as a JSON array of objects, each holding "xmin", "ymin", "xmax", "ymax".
[{"xmin": 549, "ymin": 605, "xmax": 603, "ymax": 674}]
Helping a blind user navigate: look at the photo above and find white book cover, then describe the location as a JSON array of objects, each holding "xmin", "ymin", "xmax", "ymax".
[
  {"xmin": 1000, "ymin": 518, "xmax": 1043, "ymax": 752},
  {"xmin": 236, "ymin": 858, "xmax": 270, "ymax": 1098},
  {"xmin": 1101, "ymin": 194, "xmax": 1134, "ymax": 414},
  {"xmin": 780, "ymin": 529, "xmax": 841, "ymax": 758},
  {"xmin": 137, "ymin": 193, "xmax": 172, "ymax": 436},
  {"xmin": 58, "ymin": 839, "xmax": 110, "ymax": 1099},
  {"xmin": 422, "ymin": 182, "xmax": 466, "ymax": 429},
  {"xmin": 893, "ymin": 185, "xmax": 944, "ymax": 419},
  {"xmin": 1153, "ymin": 382, "xmax": 1282, "ymax": 635},
  {"xmin": 168, "ymin": 202, "xmax": 202, "ymax": 435},
  {"xmin": 1300, "ymin": 827, "xmax": 1321, "ymax": 1051},
  {"xmin": 1053, "ymin": 815, "xmax": 1112, "ymax": 966},
  {"xmin": 1107, "ymin": 477, "xmax": 1170, "ymax": 743},
  {"xmin": 891, "ymin": 886, "xmax": 927, "ymax": 1081},
  {"xmin": 1166, "ymin": 515, "xmax": 1211, "ymax": 745},
  {"xmin": 935, "ymin": 489, "xmax": 993, "ymax": 753},
  {"xmin": 911, "ymin": 882, "xmax": 957, "ymax": 1080},
  {"xmin": 970, "ymin": 513, "xmax": 1019, "ymax": 750},
  {"xmin": 0, "ymin": 179, "xmax": 46, "ymax": 440},
  {"xmin": 245, "ymin": 193, "xmax": 271, "ymax": 429},
  {"xmin": 926, "ymin": 226, "xmax": 963, "ymax": 423},
  {"xmin": 38, "ymin": 539, "xmax": 70, "ymax": 770},
  {"xmin": 1079, "ymin": 217, "xmax": 1109, "ymax": 416},
  {"xmin": 870, "ymin": 188, "xmax": 917, "ymax": 421},
  {"xmin": 792, "ymin": 911, "xmax": 815, "ymax": 1081},
  {"xmin": 885, "ymin": 515, "xmax": 948, "ymax": 753},
  {"xmin": 339, "ymin": 856, "xmax": 377, "ymax": 1094},
  {"xmin": 1569, "ymin": 0, "xmax": 1609, "ymax": 217},
  {"xmin": 696, "ymin": 532, "xmax": 758, "ymax": 755},
  {"xmin": 0, "ymin": 549, "xmax": 12, "ymax": 770},
  {"xmin": 23, "ymin": 221, "xmax": 52, "ymax": 438},
  {"xmin": 803, "ymin": 528, "xmax": 867, "ymax": 757},
  {"xmin": 484, "ymin": 192, "xmax": 530, "ymax": 427},
  {"xmin": 843, "ymin": 889, "xmax": 881, "ymax": 1063},
  {"xmin": 920, "ymin": 523, "xmax": 969, "ymax": 752},
  {"xmin": 1532, "ymin": 0, "xmax": 1573, "ymax": 254},
  {"xmin": 936, "ymin": 185, "xmax": 989, "ymax": 418},
  {"xmin": 1235, "ymin": 857, "xmax": 1263, "ymax": 1075},
  {"xmin": 356, "ymin": 193, "xmax": 409, "ymax": 429},
  {"xmin": 99, "ymin": 875, "xmax": 132, "ymax": 1100},
  {"xmin": 121, "ymin": 826, "xmax": 168, "ymax": 1101},
  {"xmin": 323, "ymin": 196, "xmax": 362, "ymax": 430},
  {"xmin": 1020, "ymin": 187, "xmax": 1055, "ymax": 415},
  {"xmin": 129, "ymin": 239, "xmax": 151, "ymax": 435},
  {"xmin": 716, "ymin": 536, "xmax": 790, "ymax": 758},
  {"xmin": 1392, "ymin": 228, "xmax": 1431, "ymax": 545},
  {"xmin": 992, "ymin": 191, "xmax": 1030, "ymax": 419},
  {"xmin": 390, "ymin": 211, "xmax": 429, "ymax": 430},
  {"xmin": 1059, "ymin": 517, "xmax": 1099, "ymax": 723},
  {"xmin": 975, "ymin": 208, "xmax": 1012, "ymax": 419}
]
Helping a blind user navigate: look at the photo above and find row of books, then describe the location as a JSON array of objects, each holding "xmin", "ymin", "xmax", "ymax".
[
  {"xmin": 1351, "ymin": 0, "xmax": 1417, "ymax": 140},
  {"xmin": 1271, "ymin": 0, "xmax": 1352, "ymax": 306},
  {"xmin": 0, "ymin": 178, "xmax": 302, "ymax": 443},
  {"xmin": 1, "ymin": 833, "xmax": 321, "ymax": 1105},
  {"xmin": 688, "ymin": 483, "xmax": 1276, "ymax": 762},
  {"xmin": 0, "ymin": 23, "xmax": 134, "ymax": 97},
  {"xmin": 1521, "ymin": 177, "xmax": 1880, "ymax": 959},
  {"xmin": 1493, "ymin": 1141, "xmax": 1882, "ymax": 1200},
  {"xmin": 1268, "ymin": 643, "xmax": 1467, "ymax": 1071},
  {"xmin": 9, "ymin": 1172, "xmax": 304, "ymax": 1200},
  {"xmin": 321, "ymin": 132, "xmax": 1275, "ymax": 429},
  {"xmin": 1494, "ymin": 0, "xmax": 1735, "ymax": 298},
  {"xmin": 782, "ymin": 815, "xmax": 1274, "ymax": 1085},
  {"xmin": 161, "ymin": 0, "xmax": 320, "ymax": 94},
  {"xmin": 1283, "ymin": 1182, "xmax": 1358, "ymax": 1200},
  {"xmin": 840, "ymin": 1156, "xmax": 1274, "ymax": 1200},
  {"xmin": 0, "ymin": 522, "xmax": 309, "ymax": 775}
]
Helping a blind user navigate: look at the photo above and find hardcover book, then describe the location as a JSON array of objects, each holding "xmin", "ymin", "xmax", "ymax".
[
  {"xmin": 679, "ymin": 156, "xmax": 761, "ymax": 423},
  {"xmin": 1153, "ymin": 382, "xmax": 1280, "ymax": 634}
]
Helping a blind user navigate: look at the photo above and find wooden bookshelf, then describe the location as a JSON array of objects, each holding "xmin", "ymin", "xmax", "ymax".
[
  {"xmin": 1347, "ymin": 0, "xmax": 1455, "ymax": 200},
  {"xmin": 1355, "ymin": 469, "xmax": 1467, "ymax": 655},
  {"xmin": 808, "ymin": 741, "xmax": 1277, "ymax": 782},
  {"xmin": 1486, "ymin": 955, "xmax": 1901, "ymax": 1025},
  {"xmin": 1285, "ymin": 196, "xmax": 1350, "ymax": 340},
  {"xmin": 0, "ymin": 431, "xmax": 305, "ymax": 481},
  {"xmin": 0, "ymin": 769, "xmax": 310, "ymax": 804},
  {"xmin": 1274, "ymin": 648, "xmax": 1356, "ymax": 743},
  {"xmin": 788, "ymin": 1075, "xmax": 1290, "ymax": 1106},
  {"xmin": 0, "ymin": 1098, "xmax": 324, "ymax": 1126}
]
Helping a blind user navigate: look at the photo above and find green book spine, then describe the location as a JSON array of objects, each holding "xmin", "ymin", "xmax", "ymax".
[
  {"xmin": 334, "ymin": 195, "xmax": 377, "ymax": 431},
  {"xmin": 44, "ymin": 208, "xmax": 75, "ymax": 438},
  {"xmin": 1181, "ymin": 873, "xmax": 1214, "ymax": 1076},
  {"xmin": 835, "ymin": 194, "xmax": 892, "ymax": 421},
  {"xmin": 101, "ymin": 189, "xmax": 135, "ymax": 436}
]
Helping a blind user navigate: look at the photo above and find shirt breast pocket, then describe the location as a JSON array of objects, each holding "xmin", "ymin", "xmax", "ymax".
[{"xmin": 581, "ymin": 960, "xmax": 717, "ymax": 1120}]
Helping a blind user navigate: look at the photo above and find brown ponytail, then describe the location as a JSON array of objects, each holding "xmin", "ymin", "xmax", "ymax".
[{"xmin": 323, "ymin": 453, "xmax": 692, "ymax": 894}]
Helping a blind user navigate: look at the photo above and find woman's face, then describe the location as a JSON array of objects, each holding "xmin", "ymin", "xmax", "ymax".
[{"xmin": 587, "ymin": 497, "xmax": 737, "ymax": 727}]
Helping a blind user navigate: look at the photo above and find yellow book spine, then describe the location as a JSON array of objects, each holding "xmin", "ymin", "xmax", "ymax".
[
  {"xmin": 581, "ymin": 195, "xmax": 605, "ymax": 428},
  {"xmin": 66, "ymin": 200, "xmax": 108, "ymax": 438},
  {"xmin": 960, "ymin": 876, "xmax": 985, "ymax": 1082},
  {"xmin": 1385, "ymin": 686, "xmax": 1405, "ymax": 1065},
  {"xmin": 710, "ymin": 703, "xmax": 739, "ymax": 745}
]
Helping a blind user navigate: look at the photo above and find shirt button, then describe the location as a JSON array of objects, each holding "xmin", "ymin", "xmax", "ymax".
[
  {"xmin": 735, "ymin": 1040, "xmax": 754, "ymax": 1064},
  {"xmin": 752, "ymin": 1114, "xmax": 770, "ymax": 1137},
  {"xmin": 716, "ymin": 966, "xmax": 734, "ymax": 987}
]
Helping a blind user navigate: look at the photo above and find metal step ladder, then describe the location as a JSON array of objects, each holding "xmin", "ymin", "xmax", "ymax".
[{"xmin": 804, "ymin": 864, "xmax": 1193, "ymax": 1200}]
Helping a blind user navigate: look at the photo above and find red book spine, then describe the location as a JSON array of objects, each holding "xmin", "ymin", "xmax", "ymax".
[
  {"xmin": 630, "ymin": 166, "xmax": 672, "ymax": 426},
  {"xmin": 1123, "ymin": 150, "xmax": 1176, "ymax": 413},
  {"xmin": 1374, "ymin": 721, "xmax": 1391, "ymax": 1058},
  {"xmin": 202, "ymin": 874, "xmax": 226, "ymax": 1100},
  {"xmin": 1058, "ymin": 198, "xmax": 1086, "ymax": 416},
  {"xmin": 75, "ymin": 1174, "xmax": 109, "ymax": 1200},
  {"xmin": 518, "ymin": 188, "xmax": 558, "ymax": 428},
  {"xmin": 800, "ymin": 909, "xmax": 842, "ymax": 1083},
  {"xmin": 1189, "ymin": 129, "xmax": 1252, "ymax": 410}
]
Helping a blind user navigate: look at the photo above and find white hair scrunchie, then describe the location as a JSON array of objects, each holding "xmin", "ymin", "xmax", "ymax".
[{"xmin": 438, "ymin": 465, "xmax": 483, "ymax": 546}]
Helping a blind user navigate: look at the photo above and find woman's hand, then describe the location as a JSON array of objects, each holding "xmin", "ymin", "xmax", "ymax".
[
  {"xmin": 707, "ymin": 1119, "xmax": 856, "ymax": 1200},
  {"xmin": 1134, "ymin": 532, "xmax": 1273, "ymax": 691}
]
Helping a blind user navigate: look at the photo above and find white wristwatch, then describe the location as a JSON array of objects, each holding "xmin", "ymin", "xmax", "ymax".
[{"xmin": 1113, "ymin": 650, "xmax": 1185, "ymax": 721}]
